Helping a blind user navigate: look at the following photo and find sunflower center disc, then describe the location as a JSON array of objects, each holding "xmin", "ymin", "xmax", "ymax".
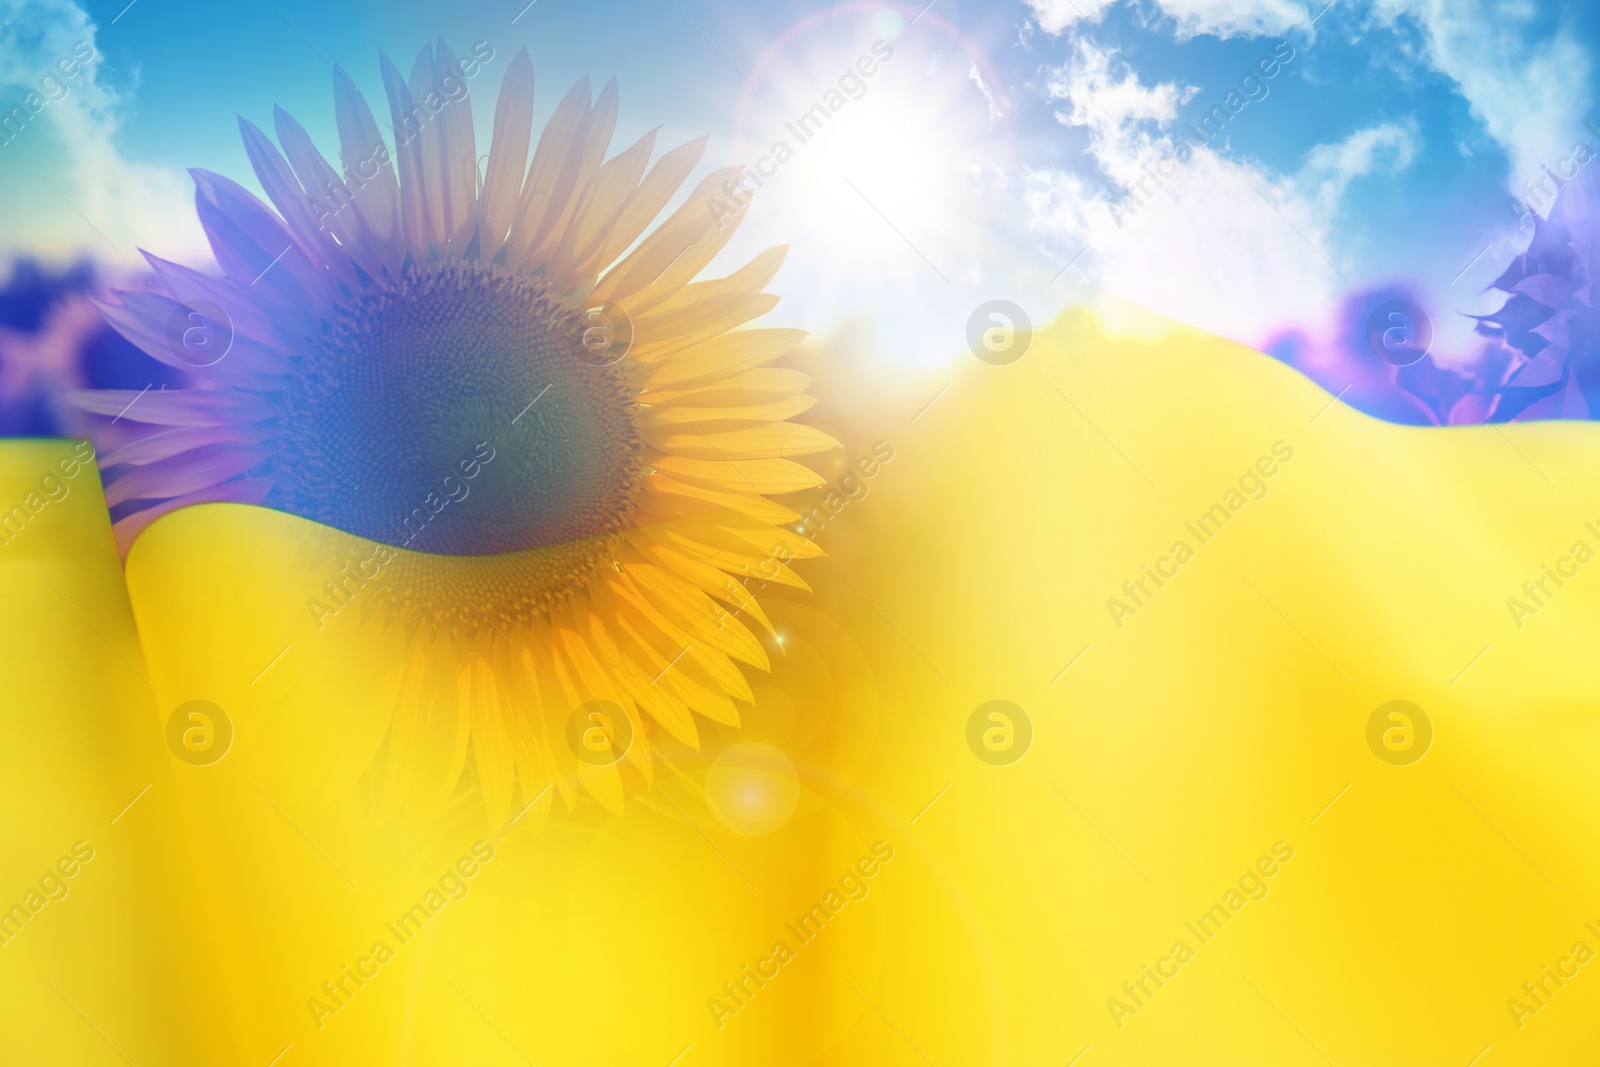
[{"xmin": 277, "ymin": 262, "xmax": 643, "ymax": 559}]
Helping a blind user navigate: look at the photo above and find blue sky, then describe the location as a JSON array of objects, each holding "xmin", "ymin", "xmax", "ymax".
[{"xmin": 1, "ymin": 0, "xmax": 1596, "ymax": 367}]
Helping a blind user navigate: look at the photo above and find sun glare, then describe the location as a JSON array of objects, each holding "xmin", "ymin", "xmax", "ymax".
[{"xmin": 723, "ymin": 4, "xmax": 1016, "ymax": 367}]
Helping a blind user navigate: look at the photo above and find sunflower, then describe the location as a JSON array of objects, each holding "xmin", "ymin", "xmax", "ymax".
[{"xmin": 72, "ymin": 40, "xmax": 835, "ymax": 824}]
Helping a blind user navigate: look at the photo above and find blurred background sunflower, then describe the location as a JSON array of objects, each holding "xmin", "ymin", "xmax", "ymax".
[
  {"xmin": 71, "ymin": 40, "xmax": 838, "ymax": 825},
  {"xmin": 0, "ymin": 257, "xmax": 191, "ymax": 441}
]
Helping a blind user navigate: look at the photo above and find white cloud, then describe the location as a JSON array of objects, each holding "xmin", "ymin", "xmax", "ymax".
[
  {"xmin": 1142, "ymin": 0, "xmax": 1311, "ymax": 40},
  {"xmin": 1299, "ymin": 119, "xmax": 1417, "ymax": 214},
  {"xmin": 1026, "ymin": 151, "xmax": 1343, "ymax": 343},
  {"xmin": 1369, "ymin": 0, "xmax": 1591, "ymax": 195},
  {"xmin": 1027, "ymin": 0, "xmax": 1311, "ymax": 40},
  {"xmin": 1028, "ymin": 0, "xmax": 1590, "ymax": 196},
  {"xmin": 1028, "ymin": 40, "xmax": 1418, "ymax": 343},
  {"xmin": 1044, "ymin": 36, "xmax": 1189, "ymax": 164},
  {"xmin": 1025, "ymin": 0, "xmax": 1119, "ymax": 36},
  {"xmin": 968, "ymin": 64, "xmax": 1004, "ymax": 125},
  {"xmin": 0, "ymin": 0, "xmax": 204, "ymax": 269}
]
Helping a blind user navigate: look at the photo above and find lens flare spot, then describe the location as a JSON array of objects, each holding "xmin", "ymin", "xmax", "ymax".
[{"xmin": 706, "ymin": 741, "xmax": 801, "ymax": 837}]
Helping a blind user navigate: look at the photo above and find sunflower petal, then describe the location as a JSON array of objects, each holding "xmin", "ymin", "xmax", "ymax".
[
  {"xmin": 651, "ymin": 454, "xmax": 826, "ymax": 494},
  {"xmin": 590, "ymin": 165, "xmax": 742, "ymax": 308},
  {"xmin": 595, "ymin": 135, "xmax": 707, "ymax": 271},
  {"xmin": 480, "ymin": 48, "xmax": 535, "ymax": 251},
  {"xmin": 189, "ymin": 169, "xmax": 331, "ymax": 320},
  {"xmin": 534, "ymin": 77, "xmax": 617, "ymax": 272},
  {"xmin": 332, "ymin": 66, "xmax": 404, "ymax": 272},
  {"xmin": 380, "ymin": 49, "xmax": 431, "ymax": 259},
  {"xmin": 101, "ymin": 425, "xmax": 255, "ymax": 467},
  {"xmin": 641, "ymin": 366, "xmax": 815, "ymax": 406},
  {"xmin": 69, "ymin": 385, "xmax": 262, "ymax": 428},
  {"xmin": 239, "ymin": 117, "xmax": 354, "ymax": 287},
  {"xmin": 510, "ymin": 77, "xmax": 592, "ymax": 265},
  {"xmin": 432, "ymin": 39, "xmax": 480, "ymax": 250},
  {"xmin": 641, "ymin": 328, "xmax": 805, "ymax": 387},
  {"xmin": 550, "ymin": 126, "xmax": 657, "ymax": 286},
  {"xmin": 643, "ymin": 393, "xmax": 816, "ymax": 427},
  {"xmin": 140, "ymin": 251, "xmax": 289, "ymax": 348},
  {"xmin": 270, "ymin": 106, "xmax": 378, "ymax": 285},
  {"xmin": 103, "ymin": 443, "xmax": 261, "ymax": 507},
  {"xmin": 639, "ymin": 472, "xmax": 800, "ymax": 524},
  {"xmin": 625, "ymin": 563, "xmax": 769, "ymax": 670},
  {"xmin": 466, "ymin": 658, "xmax": 517, "ymax": 826},
  {"xmin": 651, "ymin": 421, "xmax": 840, "ymax": 460},
  {"xmin": 630, "ymin": 539, "xmax": 776, "ymax": 637}
]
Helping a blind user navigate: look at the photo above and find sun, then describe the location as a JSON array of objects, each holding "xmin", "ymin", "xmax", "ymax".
[
  {"xmin": 723, "ymin": 4, "xmax": 1017, "ymax": 369},
  {"xmin": 72, "ymin": 39, "xmax": 836, "ymax": 824}
]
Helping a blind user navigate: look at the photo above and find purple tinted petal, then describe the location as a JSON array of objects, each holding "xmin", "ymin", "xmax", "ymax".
[
  {"xmin": 407, "ymin": 44, "xmax": 451, "ymax": 251},
  {"xmin": 98, "ymin": 290, "xmax": 291, "ymax": 384},
  {"xmin": 1488, "ymin": 254, "xmax": 1528, "ymax": 293},
  {"xmin": 1560, "ymin": 373, "xmax": 1591, "ymax": 418},
  {"xmin": 433, "ymin": 39, "xmax": 480, "ymax": 250},
  {"xmin": 380, "ymin": 49, "xmax": 430, "ymax": 258},
  {"xmin": 479, "ymin": 48, "xmax": 535, "ymax": 249},
  {"xmin": 1491, "ymin": 378, "xmax": 1566, "ymax": 421},
  {"xmin": 140, "ymin": 251, "xmax": 288, "ymax": 348},
  {"xmin": 1511, "ymin": 272, "xmax": 1577, "ymax": 310},
  {"xmin": 101, "ymin": 424, "xmax": 249, "ymax": 467},
  {"xmin": 1525, "ymin": 213, "xmax": 1579, "ymax": 278},
  {"xmin": 68, "ymin": 386, "xmax": 258, "ymax": 427},
  {"xmin": 1510, "ymin": 348, "xmax": 1566, "ymax": 387},
  {"xmin": 103, "ymin": 441, "xmax": 262, "ymax": 506},
  {"xmin": 1533, "ymin": 311, "xmax": 1574, "ymax": 348},
  {"xmin": 270, "ymin": 107, "xmax": 373, "ymax": 284},
  {"xmin": 332, "ymin": 68, "xmax": 404, "ymax": 274},
  {"xmin": 190, "ymin": 170, "xmax": 333, "ymax": 322},
  {"xmin": 239, "ymin": 116, "xmax": 355, "ymax": 288}
]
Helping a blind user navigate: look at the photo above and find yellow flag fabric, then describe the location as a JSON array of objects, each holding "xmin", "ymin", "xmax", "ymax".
[{"xmin": 4, "ymin": 308, "xmax": 1599, "ymax": 1064}]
